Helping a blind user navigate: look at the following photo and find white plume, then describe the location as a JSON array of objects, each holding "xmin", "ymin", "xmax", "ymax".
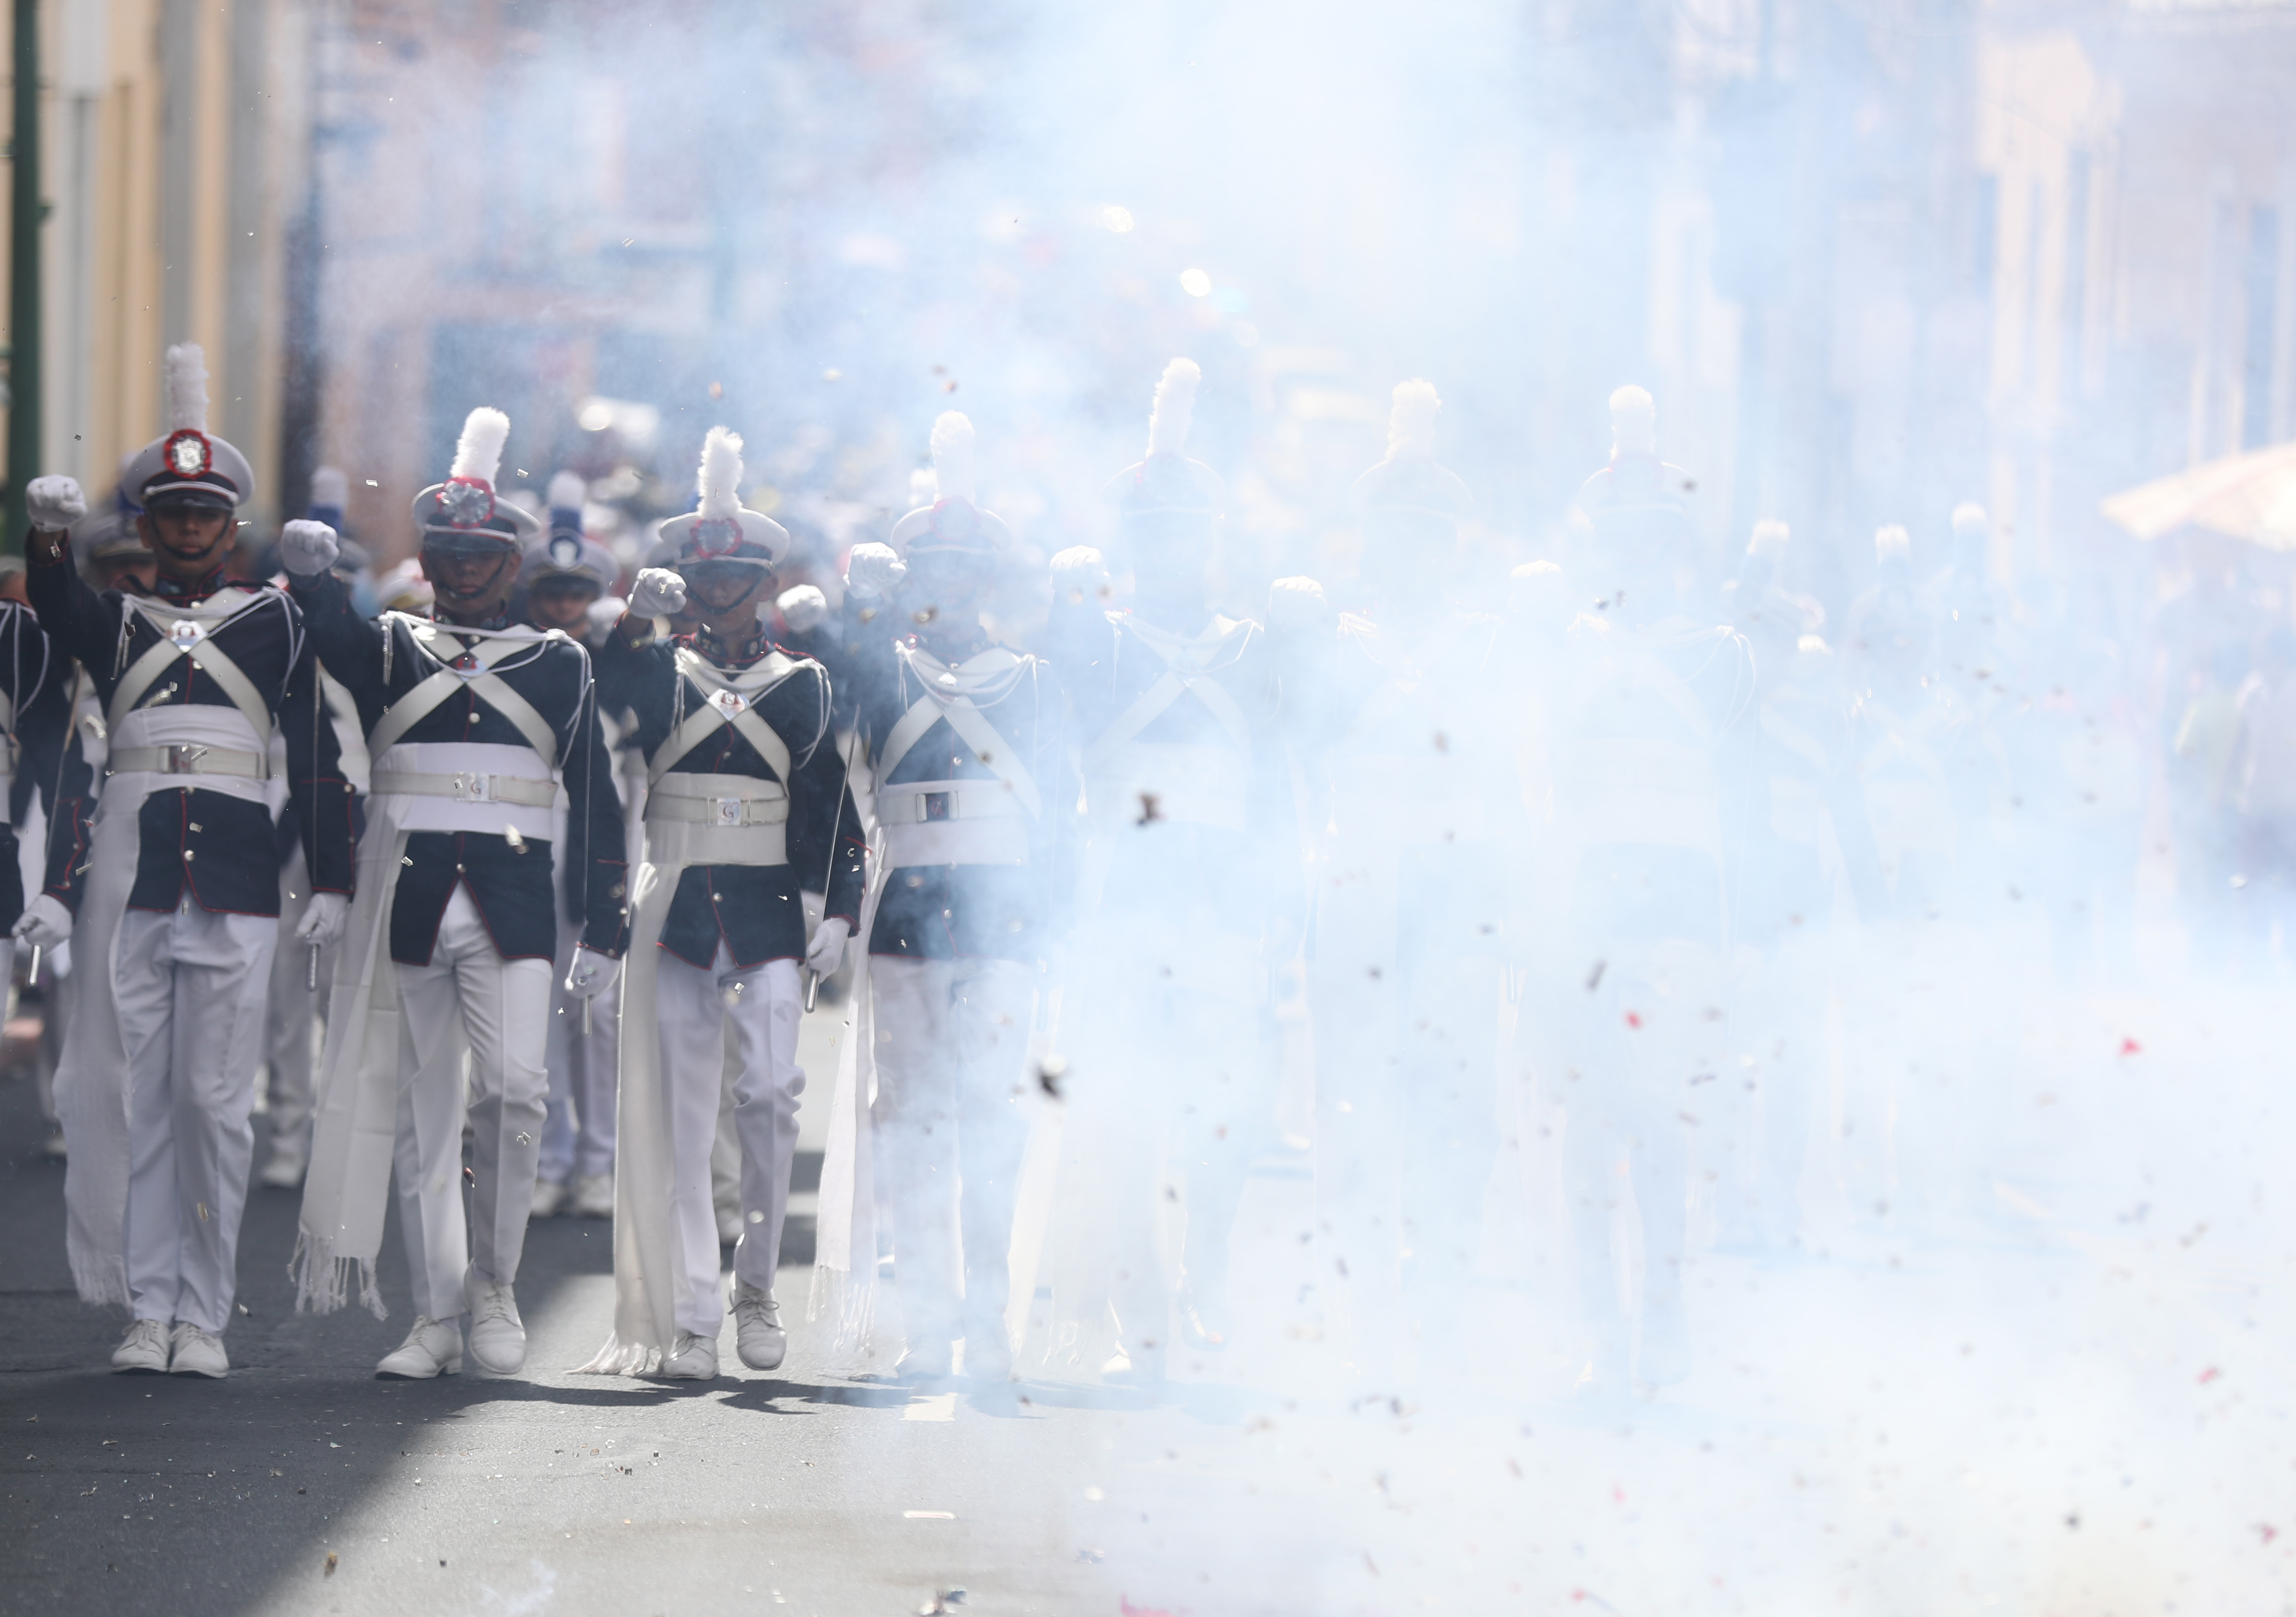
[
  {"xmin": 1387, "ymin": 378, "xmax": 1441, "ymax": 460},
  {"xmin": 548, "ymin": 471, "xmax": 587, "ymax": 512},
  {"xmin": 164, "ymin": 344, "xmax": 210, "ymax": 433},
  {"xmin": 1609, "ymin": 384, "xmax": 1657, "ymax": 455},
  {"xmin": 697, "ymin": 426, "xmax": 744, "ymax": 521},
  {"xmin": 1748, "ymin": 519, "xmax": 1790, "ymax": 560},
  {"xmin": 1951, "ymin": 502, "xmax": 1989, "ymax": 537},
  {"xmin": 1147, "ymin": 358, "xmax": 1200, "ymax": 457},
  {"xmin": 1875, "ymin": 524, "xmax": 1911, "ymax": 563},
  {"xmin": 450, "ymin": 407, "xmax": 511, "ymax": 485},
  {"xmin": 309, "ymin": 467, "xmax": 349, "ymax": 510},
  {"xmin": 909, "ymin": 467, "xmax": 939, "ymax": 509},
  {"xmin": 931, "ymin": 411, "xmax": 976, "ymax": 504}
]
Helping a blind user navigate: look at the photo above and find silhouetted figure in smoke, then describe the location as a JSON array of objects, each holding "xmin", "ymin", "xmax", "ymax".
[
  {"xmin": 1717, "ymin": 520, "xmax": 1855, "ymax": 1252},
  {"xmin": 2152, "ymin": 535, "xmax": 2269, "ymax": 967},
  {"xmin": 829, "ymin": 412, "xmax": 1074, "ymax": 1384},
  {"xmin": 2231, "ymin": 628, "xmax": 2296, "ymax": 965},
  {"xmin": 1551, "ymin": 384, "xmax": 1752, "ymax": 1395},
  {"xmin": 2024, "ymin": 574, "xmax": 2144, "ymax": 984},
  {"xmin": 1039, "ymin": 360, "xmax": 1294, "ymax": 1383},
  {"xmin": 1275, "ymin": 379, "xmax": 1516, "ymax": 1390}
]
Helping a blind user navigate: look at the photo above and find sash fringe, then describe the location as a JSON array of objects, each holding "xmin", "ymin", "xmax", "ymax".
[
  {"xmin": 573, "ymin": 1333, "xmax": 662, "ymax": 1377},
  {"xmin": 289, "ymin": 1229, "xmax": 385, "ymax": 1320},
  {"xmin": 66, "ymin": 1237, "xmax": 128, "ymax": 1311}
]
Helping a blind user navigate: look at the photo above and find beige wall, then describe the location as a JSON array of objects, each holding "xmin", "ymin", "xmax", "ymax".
[{"xmin": 5, "ymin": 0, "xmax": 302, "ymax": 524}]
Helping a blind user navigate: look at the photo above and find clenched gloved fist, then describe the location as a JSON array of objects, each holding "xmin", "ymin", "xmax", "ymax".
[
  {"xmin": 279, "ymin": 519, "xmax": 340, "ymax": 578},
  {"xmin": 844, "ymin": 543, "xmax": 906, "ymax": 601},
  {"xmin": 775, "ymin": 584, "xmax": 828, "ymax": 634},
  {"xmin": 628, "ymin": 567, "xmax": 687, "ymax": 620},
  {"xmin": 25, "ymin": 476, "xmax": 87, "ymax": 534},
  {"xmin": 585, "ymin": 596, "xmax": 628, "ymax": 644},
  {"xmin": 566, "ymin": 949, "xmax": 621, "ymax": 1002},
  {"xmin": 11, "ymin": 894, "xmax": 71, "ymax": 950},
  {"xmin": 295, "ymin": 891, "xmax": 349, "ymax": 949},
  {"xmin": 804, "ymin": 916, "xmax": 852, "ymax": 978}
]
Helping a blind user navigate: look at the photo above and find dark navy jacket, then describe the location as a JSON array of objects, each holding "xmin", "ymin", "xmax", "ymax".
[
  {"xmin": 0, "ymin": 600, "xmax": 73, "ymax": 927},
  {"xmin": 1046, "ymin": 605, "xmax": 1299, "ymax": 932},
  {"xmin": 290, "ymin": 570, "xmax": 627, "ymax": 965},
  {"xmin": 841, "ymin": 612, "xmax": 1074, "ymax": 962},
  {"xmin": 29, "ymin": 558, "xmax": 354, "ymax": 917},
  {"xmin": 597, "ymin": 626, "xmax": 866, "ymax": 969}
]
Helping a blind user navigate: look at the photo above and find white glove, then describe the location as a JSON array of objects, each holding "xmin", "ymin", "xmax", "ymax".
[
  {"xmin": 628, "ymin": 568, "xmax": 687, "ymax": 619},
  {"xmin": 279, "ymin": 519, "xmax": 340, "ymax": 578},
  {"xmin": 776, "ymin": 584, "xmax": 828, "ymax": 633},
  {"xmin": 585, "ymin": 596, "xmax": 628, "ymax": 642},
  {"xmin": 565, "ymin": 949, "xmax": 622, "ymax": 1001},
  {"xmin": 804, "ymin": 916, "xmax": 852, "ymax": 978},
  {"xmin": 844, "ymin": 543, "xmax": 906, "ymax": 600},
  {"xmin": 294, "ymin": 891, "xmax": 349, "ymax": 949},
  {"xmin": 11, "ymin": 894, "xmax": 71, "ymax": 950},
  {"xmin": 25, "ymin": 476, "xmax": 87, "ymax": 534}
]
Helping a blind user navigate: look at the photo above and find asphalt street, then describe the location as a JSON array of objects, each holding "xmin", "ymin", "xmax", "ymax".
[{"xmin": 1, "ymin": 978, "xmax": 2291, "ymax": 1614}]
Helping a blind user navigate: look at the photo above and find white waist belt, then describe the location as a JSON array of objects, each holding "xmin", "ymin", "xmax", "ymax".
[
  {"xmin": 109, "ymin": 743, "xmax": 269, "ymax": 781},
  {"xmin": 371, "ymin": 769, "xmax": 559, "ymax": 808},
  {"xmin": 882, "ymin": 816, "xmax": 1031, "ymax": 868},
  {"xmin": 876, "ymin": 779, "xmax": 1028, "ymax": 823},
  {"xmin": 647, "ymin": 772, "xmax": 789, "ymax": 828}
]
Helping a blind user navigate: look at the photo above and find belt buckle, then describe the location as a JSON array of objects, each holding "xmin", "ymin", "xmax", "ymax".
[
  {"xmin": 713, "ymin": 797, "xmax": 743, "ymax": 827},
  {"xmin": 455, "ymin": 773, "xmax": 496, "ymax": 803},
  {"xmin": 165, "ymin": 744, "xmax": 209, "ymax": 774},
  {"xmin": 923, "ymin": 791, "xmax": 951, "ymax": 821}
]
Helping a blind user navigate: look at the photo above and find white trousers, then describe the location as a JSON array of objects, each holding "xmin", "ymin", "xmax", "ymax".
[
  {"xmin": 654, "ymin": 947, "xmax": 803, "ymax": 1335},
  {"xmin": 539, "ymin": 923, "xmax": 620, "ymax": 1184},
  {"xmin": 262, "ymin": 859, "xmax": 333, "ymax": 1155},
  {"xmin": 390, "ymin": 886, "xmax": 553, "ymax": 1321},
  {"xmin": 117, "ymin": 902, "xmax": 277, "ymax": 1334},
  {"xmin": 870, "ymin": 954, "xmax": 1033, "ymax": 1355}
]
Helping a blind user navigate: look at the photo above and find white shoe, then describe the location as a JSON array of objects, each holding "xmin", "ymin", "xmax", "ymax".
[
  {"xmin": 168, "ymin": 1324, "xmax": 229, "ymax": 1379},
  {"xmin": 966, "ymin": 1336, "xmax": 1013, "ymax": 1384},
  {"xmin": 661, "ymin": 1331, "xmax": 718, "ymax": 1380},
  {"xmin": 529, "ymin": 1177, "xmax": 568, "ymax": 1219},
  {"xmin": 715, "ymin": 1204, "xmax": 744, "ymax": 1246},
  {"xmin": 897, "ymin": 1338, "xmax": 952, "ymax": 1382},
  {"xmin": 258, "ymin": 1145, "xmax": 307, "ymax": 1190},
  {"xmin": 111, "ymin": 1318, "xmax": 170, "ymax": 1375},
  {"xmin": 1101, "ymin": 1344, "xmax": 1165, "ymax": 1385},
  {"xmin": 375, "ymin": 1316, "xmax": 463, "ymax": 1379},
  {"xmin": 572, "ymin": 1172, "xmax": 616, "ymax": 1219},
  {"xmin": 465, "ymin": 1277, "xmax": 527, "ymax": 1374},
  {"xmin": 732, "ymin": 1285, "xmax": 785, "ymax": 1371}
]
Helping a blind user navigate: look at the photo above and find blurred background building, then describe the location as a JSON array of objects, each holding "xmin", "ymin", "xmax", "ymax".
[{"xmin": 1, "ymin": 0, "xmax": 2291, "ymax": 621}]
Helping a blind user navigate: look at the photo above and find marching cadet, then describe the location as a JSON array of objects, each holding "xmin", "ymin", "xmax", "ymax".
[
  {"xmin": 285, "ymin": 408, "xmax": 628, "ymax": 1380},
  {"xmin": 17, "ymin": 344, "xmax": 356, "ymax": 1379},
  {"xmin": 820, "ymin": 411, "xmax": 1072, "ymax": 1384},
  {"xmin": 1273, "ymin": 380, "xmax": 1518, "ymax": 1391},
  {"xmin": 578, "ymin": 428, "xmax": 864, "ymax": 1380},
  {"xmin": 258, "ymin": 468, "xmax": 372, "ymax": 1191},
  {"xmin": 522, "ymin": 473, "xmax": 628, "ymax": 1222},
  {"xmin": 1553, "ymin": 385, "xmax": 1753, "ymax": 1394},
  {"xmin": 1043, "ymin": 358, "xmax": 1292, "ymax": 1381}
]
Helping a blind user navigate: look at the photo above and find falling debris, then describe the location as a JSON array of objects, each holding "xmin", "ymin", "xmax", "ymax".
[{"xmin": 324, "ymin": 1552, "xmax": 338, "ymax": 1578}]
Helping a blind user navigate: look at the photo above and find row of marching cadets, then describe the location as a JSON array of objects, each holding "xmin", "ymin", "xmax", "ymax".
[{"xmin": 24, "ymin": 340, "xmax": 1757, "ymax": 1396}]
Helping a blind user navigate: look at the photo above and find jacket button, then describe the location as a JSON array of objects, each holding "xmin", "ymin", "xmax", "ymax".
[
  {"xmin": 456, "ymin": 864, "xmax": 465, "ymax": 873},
  {"xmin": 184, "ymin": 850, "xmax": 195, "ymax": 861}
]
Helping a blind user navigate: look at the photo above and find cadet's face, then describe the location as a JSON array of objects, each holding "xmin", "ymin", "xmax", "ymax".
[
  {"xmin": 135, "ymin": 504, "xmax": 235, "ymax": 579},
  {"xmin": 904, "ymin": 548, "xmax": 992, "ymax": 626},
  {"xmin": 682, "ymin": 561, "xmax": 770, "ymax": 618},
  {"xmin": 1123, "ymin": 510, "xmax": 1216, "ymax": 601},
  {"xmin": 421, "ymin": 545, "xmax": 522, "ymax": 621},
  {"xmin": 527, "ymin": 577, "xmax": 599, "ymax": 631}
]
